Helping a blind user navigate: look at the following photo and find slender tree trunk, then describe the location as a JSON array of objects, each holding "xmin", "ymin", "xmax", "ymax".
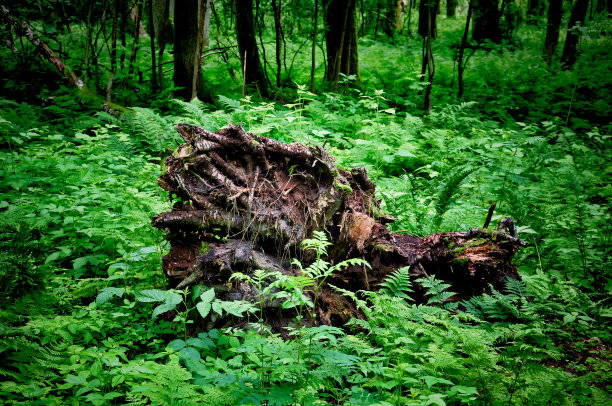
[
  {"xmin": 420, "ymin": 0, "xmax": 435, "ymax": 114},
  {"xmin": 254, "ymin": 0, "xmax": 272, "ymax": 90},
  {"xmin": 595, "ymin": 0, "xmax": 606, "ymax": 12},
  {"xmin": 472, "ymin": 0, "xmax": 501, "ymax": 43},
  {"xmin": 526, "ymin": 0, "xmax": 544, "ymax": 24},
  {"xmin": 406, "ymin": 0, "xmax": 413, "ymax": 34},
  {"xmin": 325, "ymin": 0, "xmax": 359, "ymax": 85},
  {"xmin": 192, "ymin": 0, "xmax": 208, "ymax": 100},
  {"xmin": 561, "ymin": 0, "xmax": 590, "ymax": 67},
  {"xmin": 128, "ymin": 0, "xmax": 143, "ymax": 77},
  {"xmin": 419, "ymin": 0, "xmax": 439, "ymax": 39},
  {"xmin": 119, "ymin": 0, "xmax": 127, "ymax": 68},
  {"xmin": 105, "ymin": 0, "xmax": 119, "ymax": 102},
  {"xmin": 152, "ymin": 0, "xmax": 169, "ymax": 89},
  {"xmin": 374, "ymin": 0, "xmax": 381, "ymax": 39},
  {"xmin": 148, "ymin": 0, "xmax": 158, "ymax": 91},
  {"xmin": 235, "ymin": 0, "xmax": 269, "ymax": 97},
  {"xmin": 310, "ymin": 0, "xmax": 319, "ymax": 91},
  {"xmin": 203, "ymin": 0, "xmax": 212, "ymax": 49},
  {"xmin": 544, "ymin": 0, "xmax": 562, "ymax": 65},
  {"xmin": 174, "ymin": 0, "xmax": 206, "ymax": 100},
  {"xmin": 84, "ymin": 0, "xmax": 94, "ymax": 83},
  {"xmin": 447, "ymin": 0, "xmax": 457, "ymax": 17},
  {"xmin": 458, "ymin": 0, "xmax": 473, "ymax": 98}
]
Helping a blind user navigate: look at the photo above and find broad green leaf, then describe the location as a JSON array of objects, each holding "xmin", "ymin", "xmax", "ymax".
[
  {"xmin": 168, "ymin": 339, "xmax": 186, "ymax": 351},
  {"xmin": 136, "ymin": 289, "xmax": 167, "ymax": 303},
  {"xmin": 152, "ymin": 303, "xmax": 176, "ymax": 318},
  {"xmin": 196, "ymin": 301, "xmax": 212, "ymax": 318},
  {"xmin": 95, "ymin": 287, "xmax": 125, "ymax": 306},
  {"xmin": 199, "ymin": 288, "xmax": 215, "ymax": 303}
]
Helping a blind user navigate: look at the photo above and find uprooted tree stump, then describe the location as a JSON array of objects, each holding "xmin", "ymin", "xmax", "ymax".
[{"xmin": 152, "ymin": 123, "xmax": 526, "ymax": 327}]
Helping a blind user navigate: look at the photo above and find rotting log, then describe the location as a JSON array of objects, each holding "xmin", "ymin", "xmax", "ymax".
[{"xmin": 152, "ymin": 123, "xmax": 526, "ymax": 327}]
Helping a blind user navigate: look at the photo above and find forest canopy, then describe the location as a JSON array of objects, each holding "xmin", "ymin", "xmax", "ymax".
[{"xmin": 0, "ymin": 0, "xmax": 610, "ymax": 404}]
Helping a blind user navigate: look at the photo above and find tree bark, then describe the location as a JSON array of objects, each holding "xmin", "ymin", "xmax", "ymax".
[
  {"xmin": 310, "ymin": 0, "xmax": 318, "ymax": 91},
  {"xmin": 235, "ymin": 0, "xmax": 269, "ymax": 97},
  {"xmin": 174, "ymin": 0, "xmax": 204, "ymax": 100},
  {"xmin": 419, "ymin": 0, "xmax": 439, "ymax": 39},
  {"xmin": 105, "ymin": 0, "xmax": 118, "ymax": 102},
  {"xmin": 152, "ymin": 124, "xmax": 525, "ymax": 328},
  {"xmin": 544, "ymin": 0, "xmax": 563, "ymax": 65},
  {"xmin": 447, "ymin": 0, "xmax": 457, "ymax": 17},
  {"xmin": 458, "ymin": 0, "xmax": 474, "ymax": 98},
  {"xmin": 152, "ymin": 0, "xmax": 170, "ymax": 89},
  {"xmin": 472, "ymin": 0, "xmax": 501, "ymax": 43},
  {"xmin": 526, "ymin": 0, "xmax": 544, "ymax": 24},
  {"xmin": 561, "ymin": 0, "xmax": 589, "ymax": 67},
  {"xmin": 128, "ymin": 0, "xmax": 143, "ymax": 77},
  {"xmin": 324, "ymin": 0, "xmax": 359, "ymax": 86},
  {"xmin": 148, "ymin": 0, "xmax": 158, "ymax": 91}
]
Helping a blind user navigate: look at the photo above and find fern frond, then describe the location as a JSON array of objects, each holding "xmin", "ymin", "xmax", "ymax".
[
  {"xmin": 431, "ymin": 166, "xmax": 478, "ymax": 232},
  {"xmin": 379, "ymin": 266, "xmax": 413, "ymax": 300},
  {"xmin": 173, "ymin": 99, "xmax": 211, "ymax": 127},
  {"xmin": 504, "ymin": 277, "xmax": 527, "ymax": 299},
  {"xmin": 218, "ymin": 95, "xmax": 241, "ymax": 110}
]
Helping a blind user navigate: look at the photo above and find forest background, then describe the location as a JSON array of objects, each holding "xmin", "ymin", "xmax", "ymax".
[{"xmin": 0, "ymin": 0, "xmax": 610, "ymax": 404}]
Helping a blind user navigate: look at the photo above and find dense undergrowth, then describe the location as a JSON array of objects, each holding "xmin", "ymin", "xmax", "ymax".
[{"xmin": 1, "ymin": 10, "xmax": 611, "ymax": 406}]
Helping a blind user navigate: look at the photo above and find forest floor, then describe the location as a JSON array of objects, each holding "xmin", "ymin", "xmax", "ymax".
[{"xmin": 0, "ymin": 14, "xmax": 611, "ymax": 406}]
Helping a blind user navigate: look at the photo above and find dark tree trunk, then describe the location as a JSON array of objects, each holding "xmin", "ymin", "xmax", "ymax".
[
  {"xmin": 152, "ymin": 0, "xmax": 170, "ymax": 89},
  {"xmin": 458, "ymin": 0, "xmax": 473, "ymax": 98},
  {"xmin": 272, "ymin": 0, "xmax": 284, "ymax": 88},
  {"xmin": 310, "ymin": 0, "xmax": 319, "ymax": 91},
  {"xmin": 174, "ymin": 0, "xmax": 202, "ymax": 100},
  {"xmin": 148, "ymin": 0, "xmax": 158, "ymax": 91},
  {"xmin": 152, "ymin": 124, "xmax": 525, "ymax": 328},
  {"xmin": 544, "ymin": 0, "xmax": 563, "ymax": 65},
  {"xmin": 419, "ymin": 0, "xmax": 437, "ymax": 114},
  {"xmin": 595, "ymin": 0, "xmax": 606, "ymax": 12},
  {"xmin": 419, "ymin": 0, "xmax": 439, "ymax": 38},
  {"xmin": 472, "ymin": 0, "xmax": 501, "ymax": 43},
  {"xmin": 128, "ymin": 0, "xmax": 143, "ymax": 77},
  {"xmin": 447, "ymin": 0, "xmax": 457, "ymax": 17},
  {"xmin": 105, "ymin": 0, "xmax": 118, "ymax": 102},
  {"xmin": 526, "ymin": 0, "xmax": 545, "ymax": 24},
  {"xmin": 84, "ymin": 0, "xmax": 94, "ymax": 83},
  {"xmin": 561, "ymin": 0, "xmax": 589, "ymax": 67},
  {"xmin": 324, "ymin": 0, "xmax": 359, "ymax": 88},
  {"xmin": 235, "ymin": 0, "xmax": 269, "ymax": 97}
]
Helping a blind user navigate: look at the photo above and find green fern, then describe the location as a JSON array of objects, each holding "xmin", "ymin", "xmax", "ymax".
[
  {"xmin": 431, "ymin": 165, "xmax": 478, "ymax": 232},
  {"xmin": 417, "ymin": 275, "xmax": 457, "ymax": 309},
  {"xmin": 0, "ymin": 214, "xmax": 45, "ymax": 303},
  {"xmin": 173, "ymin": 99, "xmax": 213, "ymax": 127},
  {"xmin": 379, "ymin": 266, "xmax": 413, "ymax": 300},
  {"xmin": 217, "ymin": 94, "xmax": 242, "ymax": 110},
  {"xmin": 125, "ymin": 107, "xmax": 176, "ymax": 155},
  {"xmin": 127, "ymin": 355, "xmax": 207, "ymax": 405}
]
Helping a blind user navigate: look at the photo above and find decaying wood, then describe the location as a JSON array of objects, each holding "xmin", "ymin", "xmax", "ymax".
[{"xmin": 152, "ymin": 123, "xmax": 526, "ymax": 327}]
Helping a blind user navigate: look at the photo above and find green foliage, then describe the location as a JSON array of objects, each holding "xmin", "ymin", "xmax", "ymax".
[
  {"xmin": 0, "ymin": 213, "xmax": 45, "ymax": 302},
  {"xmin": 379, "ymin": 266, "xmax": 413, "ymax": 299},
  {"xmin": 0, "ymin": 8, "xmax": 610, "ymax": 404}
]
